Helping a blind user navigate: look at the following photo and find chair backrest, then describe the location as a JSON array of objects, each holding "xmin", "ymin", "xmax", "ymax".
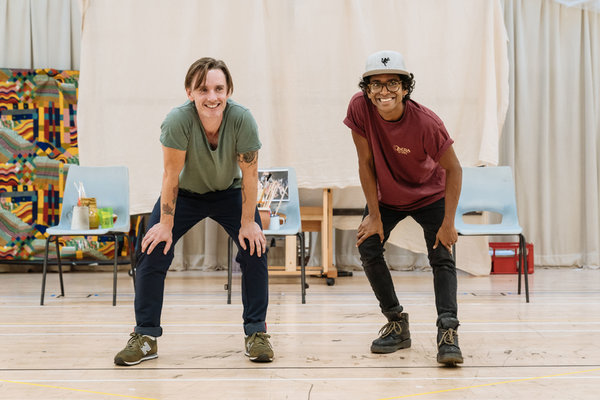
[
  {"xmin": 455, "ymin": 166, "xmax": 520, "ymax": 227},
  {"xmin": 259, "ymin": 167, "xmax": 301, "ymax": 235},
  {"xmin": 59, "ymin": 165, "xmax": 130, "ymax": 232}
]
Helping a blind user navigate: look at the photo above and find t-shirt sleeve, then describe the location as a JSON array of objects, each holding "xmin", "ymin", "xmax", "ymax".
[
  {"xmin": 343, "ymin": 94, "xmax": 367, "ymax": 137},
  {"xmin": 160, "ymin": 108, "xmax": 190, "ymax": 150},
  {"xmin": 425, "ymin": 120, "xmax": 454, "ymax": 162},
  {"xmin": 235, "ymin": 109, "xmax": 262, "ymax": 154}
]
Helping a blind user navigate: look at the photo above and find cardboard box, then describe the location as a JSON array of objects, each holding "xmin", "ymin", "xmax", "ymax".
[{"xmin": 489, "ymin": 242, "xmax": 534, "ymax": 274}]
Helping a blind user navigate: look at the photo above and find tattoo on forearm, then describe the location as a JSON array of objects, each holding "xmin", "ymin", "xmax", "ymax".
[
  {"xmin": 238, "ymin": 150, "xmax": 258, "ymax": 165},
  {"xmin": 162, "ymin": 185, "xmax": 178, "ymax": 216},
  {"xmin": 162, "ymin": 202, "xmax": 175, "ymax": 216}
]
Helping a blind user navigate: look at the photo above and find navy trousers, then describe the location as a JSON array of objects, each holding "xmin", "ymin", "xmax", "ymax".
[
  {"xmin": 133, "ymin": 188, "xmax": 269, "ymax": 337},
  {"xmin": 358, "ymin": 198, "xmax": 458, "ymax": 323}
]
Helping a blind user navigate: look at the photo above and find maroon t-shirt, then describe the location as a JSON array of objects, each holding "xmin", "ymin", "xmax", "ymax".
[{"xmin": 344, "ymin": 92, "xmax": 453, "ymax": 211}]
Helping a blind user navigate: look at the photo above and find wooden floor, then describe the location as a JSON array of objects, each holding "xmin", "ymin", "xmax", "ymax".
[{"xmin": 1, "ymin": 267, "xmax": 599, "ymax": 400}]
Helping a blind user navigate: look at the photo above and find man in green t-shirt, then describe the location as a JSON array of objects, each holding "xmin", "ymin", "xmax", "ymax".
[{"xmin": 114, "ymin": 58, "xmax": 273, "ymax": 366}]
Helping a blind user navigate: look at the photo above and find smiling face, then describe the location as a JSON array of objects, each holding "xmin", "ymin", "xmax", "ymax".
[
  {"xmin": 186, "ymin": 68, "xmax": 230, "ymax": 121},
  {"xmin": 366, "ymin": 73, "xmax": 409, "ymax": 121}
]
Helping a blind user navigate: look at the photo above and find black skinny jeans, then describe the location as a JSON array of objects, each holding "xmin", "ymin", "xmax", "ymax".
[
  {"xmin": 133, "ymin": 188, "xmax": 269, "ymax": 337},
  {"xmin": 358, "ymin": 198, "xmax": 457, "ymax": 322}
]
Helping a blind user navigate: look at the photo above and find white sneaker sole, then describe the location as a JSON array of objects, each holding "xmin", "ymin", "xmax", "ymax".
[
  {"xmin": 115, "ymin": 353, "xmax": 158, "ymax": 366},
  {"xmin": 245, "ymin": 351, "xmax": 273, "ymax": 362}
]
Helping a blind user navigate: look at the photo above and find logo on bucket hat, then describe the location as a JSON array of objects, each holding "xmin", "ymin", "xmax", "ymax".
[{"xmin": 363, "ymin": 50, "xmax": 410, "ymax": 78}]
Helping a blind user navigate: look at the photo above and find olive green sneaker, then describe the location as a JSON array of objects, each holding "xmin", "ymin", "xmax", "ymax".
[
  {"xmin": 244, "ymin": 332, "xmax": 274, "ymax": 362},
  {"xmin": 114, "ymin": 333, "xmax": 158, "ymax": 366}
]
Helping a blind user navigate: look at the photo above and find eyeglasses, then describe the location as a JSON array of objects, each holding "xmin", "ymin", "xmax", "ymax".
[{"xmin": 368, "ymin": 80, "xmax": 402, "ymax": 93}]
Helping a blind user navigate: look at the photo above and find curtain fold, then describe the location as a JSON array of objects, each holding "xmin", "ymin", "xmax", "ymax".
[
  {"xmin": 0, "ymin": 0, "xmax": 32, "ymax": 68},
  {"xmin": 501, "ymin": 0, "xmax": 600, "ymax": 266},
  {"xmin": 0, "ymin": 0, "xmax": 80, "ymax": 70}
]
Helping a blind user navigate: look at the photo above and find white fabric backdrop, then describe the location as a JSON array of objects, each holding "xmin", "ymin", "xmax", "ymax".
[
  {"xmin": 75, "ymin": 0, "xmax": 508, "ymax": 273},
  {"xmin": 0, "ymin": 0, "xmax": 80, "ymax": 70},
  {"xmin": 77, "ymin": 0, "xmax": 508, "ymax": 214},
  {"xmin": 502, "ymin": 0, "xmax": 600, "ymax": 267}
]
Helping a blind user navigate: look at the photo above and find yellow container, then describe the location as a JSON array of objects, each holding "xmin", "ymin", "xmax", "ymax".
[{"xmin": 81, "ymin": 197, "xmax": 99, "ymax": 229}]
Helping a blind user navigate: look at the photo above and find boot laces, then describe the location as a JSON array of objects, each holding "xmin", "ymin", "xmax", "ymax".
[
  {"xmin": 378, "ymin": 321, "xmax": 403, "ymax": 338},
  {"xmin": 250, "ymin": 332, "xmax": 272, "ymax": 349},
  {"xmin": 438, "ymin": 328, "xmax": 457, "ymax": 346}
]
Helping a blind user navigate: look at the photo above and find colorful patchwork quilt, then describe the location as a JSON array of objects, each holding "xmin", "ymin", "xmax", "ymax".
[{"xmin": 0, "ymin": 69, "xmax": 124, "ymax": 260}]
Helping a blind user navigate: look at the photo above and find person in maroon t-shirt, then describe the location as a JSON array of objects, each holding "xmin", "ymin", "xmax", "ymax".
[{"xmin": 344, "ymin": 50, "xmax": 464, "ymax": 366}]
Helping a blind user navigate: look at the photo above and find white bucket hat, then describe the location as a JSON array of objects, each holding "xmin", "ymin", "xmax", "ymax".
[{"xmin": 363, "ymin": 50, "xmax": 410, "ymax": 78}]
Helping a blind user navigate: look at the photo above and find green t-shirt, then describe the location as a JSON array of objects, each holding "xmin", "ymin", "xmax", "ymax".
[{"xmin": 160, "ymin": 99, "xmax": 261, "ymax": 194}]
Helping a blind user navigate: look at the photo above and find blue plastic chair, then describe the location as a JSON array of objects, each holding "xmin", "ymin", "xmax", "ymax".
[
  {"xmin": 40, "ymin": 165, "xmax": 130, "ymax": 306},
  {"xmin": 453, "ymin": 166, "xmax": 529, "ymax": 302},
  {"xmin": 226, "ymin": 167, "xmax": 307, "ymax": 303}
]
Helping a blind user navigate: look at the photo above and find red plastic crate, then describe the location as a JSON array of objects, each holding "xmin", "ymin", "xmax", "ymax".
[{"xmin": 489, "ymin": 242, "xmax": 534, "ymax": 274}]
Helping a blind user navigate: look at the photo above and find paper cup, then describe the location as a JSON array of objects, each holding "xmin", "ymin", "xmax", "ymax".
[{"xmin": 71, "ymin": 205, "xmax": 90, "ymax": 230}]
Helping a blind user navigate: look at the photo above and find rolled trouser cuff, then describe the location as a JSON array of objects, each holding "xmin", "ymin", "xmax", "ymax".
[
  {"xmin": 134, "ymin": 326, "xmax": 162, "ymax": 337},
  {"xmin": 436, "ymin": 313, "xmax": 459, "ymax": 329},
  {"xmin": 383, "ymin": 306, "xmax": 405, "ymax": 321},
  {"xmin": 244, "ymin": 321, "xmax": 267, "ymax": 335}
]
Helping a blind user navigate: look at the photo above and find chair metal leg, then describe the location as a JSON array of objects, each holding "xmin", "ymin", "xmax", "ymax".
[
  {"xmin": 112, "ymin": 234, "xmax": 118, "ymax": 306},
  {"xmin": 298, "ymin": 232, "xmax": 306, "ymax": 304},
  {"xmin": 517, "ymin": 237, "xmax": 522, "ymax": 295},
  {"xmin": 226, "ymin": 236, "xmax": 233, "ymax": 304},
  {"xmin": 40, "ymin": 236, "xmax": 52, "ymax": 305},
  {"xmin": 521, "ymin": 234, "xmax": 530, "ymax": 303},
  {"xmin": 55, "ymin": 236, "xmax": 64, "ymax": 297}
]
